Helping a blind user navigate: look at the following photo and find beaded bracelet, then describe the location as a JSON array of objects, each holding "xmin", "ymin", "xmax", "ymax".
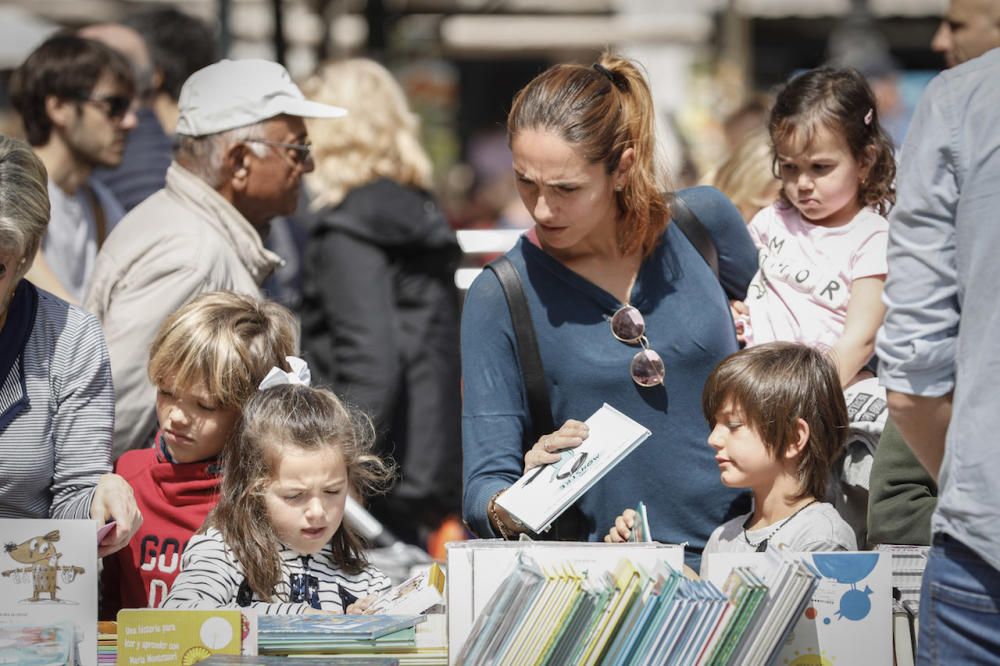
[{"xmin": 488, "ymin": 489, "xmax": 512, "ymax": 540}]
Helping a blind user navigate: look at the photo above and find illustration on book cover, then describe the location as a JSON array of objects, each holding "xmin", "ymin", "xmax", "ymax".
[{"xmin": 2, "ymin": 530, "xmax": 85, "ymax": 603}]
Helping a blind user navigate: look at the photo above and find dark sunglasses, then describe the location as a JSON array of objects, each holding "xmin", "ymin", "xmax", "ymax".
[
  {"xmin": 246, "ymin": 138, "xmax": 313, "ymax": 165},
  {"xmin": 610, "ymin": 304, "xmax": 665, "ymax": 387},
  {"xmin": 289, "ymin": 572, "xmax": 321, "ymax": 609},
  {"xmin": 76, "ymin": 95, "xmax": 134, "ymax": 121}
]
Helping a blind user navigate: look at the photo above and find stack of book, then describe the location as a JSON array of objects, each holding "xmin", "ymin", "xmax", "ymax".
[
  {"xmin": 717, "ymin": 560, "xmax": 821, "ymax": 664},
  {"xmin": 200, "ymin": 656, "xmax": 401, "ymax": 665},
  {"xmin": 97, "ymin": 621, "xmax": 117, "ymax": 664},
  {"xmin": 258, "ymin": 614, "xmax": 425, "ymax": 656},
  {"xmin": 455, "ymin": 553, "xmax": 820, "ymax": 666},
  {"xmin": 703, "ymin": 551, "xmax": 893, "ymax": 665}
]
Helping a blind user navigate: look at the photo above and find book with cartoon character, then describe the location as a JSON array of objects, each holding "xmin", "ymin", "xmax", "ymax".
[
  {"xmin": 364, "ymin": 563, "xmax": 446, "ymax": 616},
  {"xmin": 0, "ymin": 519, "xmax": 99, "ymax": 666},
  {"xmin": 496, "ymin": 403, "xmax": 651, "ymax": 534}
]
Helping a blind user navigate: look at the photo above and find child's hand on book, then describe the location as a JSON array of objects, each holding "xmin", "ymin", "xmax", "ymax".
[
  {"xmin": 347, "ymin": 593, "xmax": 378, "ymax": 615},
  {"xmin": 604, "ymin": 508, "xmax": 637, "ymax": 543},
  {"xmin": 523, "ymin": 420, "xmax": 589, "ymax": 473}
]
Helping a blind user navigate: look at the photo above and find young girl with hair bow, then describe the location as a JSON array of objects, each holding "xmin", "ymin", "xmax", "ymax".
[{"xmin": 163, "ymin": 363, "xmax": 395, "ymax": 614}]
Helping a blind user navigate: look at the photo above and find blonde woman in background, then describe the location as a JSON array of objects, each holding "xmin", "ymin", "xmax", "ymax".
[
  {"xmin": 702, "ymin": 128, "xmax": 781, "ymax": 223},
  {"xmin": 297, "ymin": 59, "xmax": 462, "ymax": 550}
]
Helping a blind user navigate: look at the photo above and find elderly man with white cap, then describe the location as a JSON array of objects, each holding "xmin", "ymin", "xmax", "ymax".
[{"xmin": 86, "ymin": 59, "xmax": 345, "ymax": 459}]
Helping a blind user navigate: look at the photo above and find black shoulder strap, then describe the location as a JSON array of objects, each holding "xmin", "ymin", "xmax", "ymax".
[
  {"xmin": 486, "ymin": 256, "xmax": 554, "ymax": 449},
  {"xmin": 670, "ymin": 193, "xmax": 719, "ymax": 277}
]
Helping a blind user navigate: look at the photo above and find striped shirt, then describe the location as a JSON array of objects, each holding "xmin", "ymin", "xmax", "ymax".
[
  {"xmin": 0, "ymin": 288, "xmax": 114, "ymax": 519},
  {"xmin": 162, "ymin": 528, "xmax": 391, "ymax": 615}
]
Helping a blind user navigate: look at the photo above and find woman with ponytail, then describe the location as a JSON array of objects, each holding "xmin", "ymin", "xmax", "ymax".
[{"xmin": 461, "ymin": 53, "xmax": 759, "ymax": 569}]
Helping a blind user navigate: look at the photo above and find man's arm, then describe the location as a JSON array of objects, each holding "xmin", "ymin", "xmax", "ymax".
[
  {"xmin": 886, "ymin": 390, "xmax": 952, "ymax": 482},
  {"xmin": 876, "ymin": 73, "xmax": 961, "ymax": 473}
]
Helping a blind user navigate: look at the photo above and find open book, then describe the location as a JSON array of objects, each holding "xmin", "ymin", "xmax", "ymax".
[
  {"xmin": 365, "ymin": 563, "xmax": 446, "ymax": 616},
  {"xmin": 496, "ymin": 403, "xmax": 651, "ymax": 534}
]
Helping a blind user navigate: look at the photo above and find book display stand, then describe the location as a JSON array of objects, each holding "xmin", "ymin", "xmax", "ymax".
[{"xmin": 2, "ymin": 520, "xmax": 912, "ymax": 665}]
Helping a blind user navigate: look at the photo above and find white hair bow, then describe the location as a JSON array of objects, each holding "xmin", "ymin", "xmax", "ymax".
[{"xmin": 258, "ymin": 356, "xmax": 312, "ymax": 391}]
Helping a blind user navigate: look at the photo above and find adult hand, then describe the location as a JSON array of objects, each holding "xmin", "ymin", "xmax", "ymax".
[
  {"xmin": 604, "ymin": 508, "xmax": 637, "ymax": 543},
  {"xmin": 91, "ymin": 474, "xmax": 142, "ymax": 557},
  {"xmin": 524, "ymin": 420, "xmax": 589, "ymax": 473},
  {"xmin": 730, "ymin": 300, "xmax": 750, "ymax": 347}
]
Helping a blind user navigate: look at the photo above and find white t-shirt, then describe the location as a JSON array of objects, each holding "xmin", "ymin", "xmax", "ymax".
[
  {"xmin": 44, "ymin": 179, "xmax": 124, "ymax": 302},
  {"xmin": 704, "ymin": 501, "xmax": 857, "ymax": 555},
  {"xmin": 744, "ymin": 203, "xmax": 888, "ymax": 350}
]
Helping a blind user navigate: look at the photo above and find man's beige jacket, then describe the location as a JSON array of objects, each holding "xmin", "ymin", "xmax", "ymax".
[{"xmin": 85, "ymin": 162, "xmax": 282, "ymax": 459}]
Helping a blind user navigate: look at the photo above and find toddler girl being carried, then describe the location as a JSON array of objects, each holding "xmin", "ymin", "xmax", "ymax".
[{"xmin": 735, "ymin": 67, "xmax": 896, "ymax": 387}]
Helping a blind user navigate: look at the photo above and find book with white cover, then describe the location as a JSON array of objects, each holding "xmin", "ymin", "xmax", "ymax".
[
  {"xmin": 364, "ymin": 562, "xmax": 445, "ymax": 616},
  {"xmin": 0, "ymin": 519, "xmax": 98, "ymax": 666},
  {"xmin": 496, "ymin": 403, "xmax": 651, "ymax": 534}
]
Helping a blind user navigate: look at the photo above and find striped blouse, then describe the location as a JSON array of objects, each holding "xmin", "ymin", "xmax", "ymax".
[
  {"xmin": 0, "ymin": 288, "xmax": 114, "ymax": 519},
  {"xmin": 162, "ymin": 528, "xmax": 391, "ymax": 614}
]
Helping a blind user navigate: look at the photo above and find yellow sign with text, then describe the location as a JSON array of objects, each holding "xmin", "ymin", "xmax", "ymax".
[{"xmin": 117, "ymin": 609, "xmax": 251, "ymax": 665}]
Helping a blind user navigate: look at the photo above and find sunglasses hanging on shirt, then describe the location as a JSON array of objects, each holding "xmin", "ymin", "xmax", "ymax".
[{"xmin": 609, "ymin": 304, "xmax": 665, "ymax": 387}]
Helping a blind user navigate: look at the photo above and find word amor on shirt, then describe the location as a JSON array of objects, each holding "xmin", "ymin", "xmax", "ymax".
[{"xmin": 748, "ymin": 235, "xmax": 850, "ymax": 311}]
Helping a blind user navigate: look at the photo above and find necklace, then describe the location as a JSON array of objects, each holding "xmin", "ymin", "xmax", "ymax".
[{"xmin": 742, "ymin": 499, "xmax": 818, "ymax": 552}]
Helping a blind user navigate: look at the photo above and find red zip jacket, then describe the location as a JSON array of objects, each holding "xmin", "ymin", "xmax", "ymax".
[{"xmin": 100, "ymin": 435, "xmax": 221, "ymax": 618}]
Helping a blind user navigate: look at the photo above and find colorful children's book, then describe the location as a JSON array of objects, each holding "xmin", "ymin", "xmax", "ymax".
[
  {"xmin": 446, "ymin": 539, "xmax": 683, "ymax": 663},
  {"xmin": 579, "ymin": 560, "xmax": 643, "ymax": 665},
  {"xmin": 257, "ymin": 613, "xmax": 424, "ymax": 654},
  {"xmin": 0, "ymin": 620, "xmax": 76, "ymax": 666},
  {"xmin": 0, "ymin": 519, "xmax": 99, "ymax": 666},
  {"xmin": 456, "ymin": 553, "xmax": 546, "ymax": 665},
  {"xmin": 117, "ymin": 608, "xmax": 257, "ymax": 664},
  {"xmin": 365, "ymin": 563, "xmax": 445, "ymax": 617},
  {"xmin": 496, "ymin": 403, "xmax": 651, "ymax": 534},
  {"xmin": 628, "ymin": 502, "xmax": 652, "ymax": 543}
]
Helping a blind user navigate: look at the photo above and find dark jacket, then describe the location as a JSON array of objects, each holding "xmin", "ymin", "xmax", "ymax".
[
  {"xmin": 300, "ymin": 178, "xmax": 462, "ymax": 518},
  {"xmin": 866, "ymin": 418, "xmax": 937, "ymax": 547}
]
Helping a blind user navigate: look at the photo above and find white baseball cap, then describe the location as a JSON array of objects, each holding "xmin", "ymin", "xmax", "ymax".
[{"xmin": 175, "ymin": 59, "xmax": 346, "ymax": 137}]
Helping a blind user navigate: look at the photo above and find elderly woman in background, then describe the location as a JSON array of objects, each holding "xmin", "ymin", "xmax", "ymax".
[
  {"xmin": 0, "ymin": 135, "xmax": 140, "ymax": 556},
  {"xmin": 298, "ymin": 59, "xmax": 462, "ymax": 547}
]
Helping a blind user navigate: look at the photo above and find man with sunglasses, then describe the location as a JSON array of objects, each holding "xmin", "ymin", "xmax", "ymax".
[
  {"xmin": 9, "ymin": 34, "xmax": 138, "ymax": 304},
  {"xmin": 85, "ymin": 59, "xmax": 345, "ymax": 459}
]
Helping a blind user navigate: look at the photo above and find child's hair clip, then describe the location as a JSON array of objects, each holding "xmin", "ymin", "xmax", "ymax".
[
  {"xmin": 258, "ymin": 356, "xmax": 312, "ymax": 391},
  {"xmin": 863, "ymin": 107, "xmax": 874, "ymax": 126}
]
